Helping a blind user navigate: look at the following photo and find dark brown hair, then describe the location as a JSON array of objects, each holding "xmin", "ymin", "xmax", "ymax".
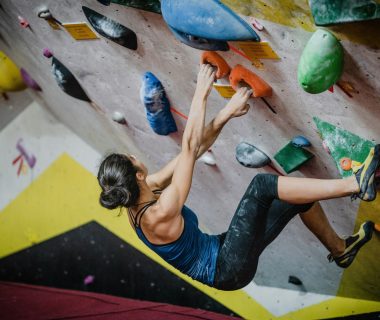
[{"xmin": 97, "ymin": 154, "xmax": 140, "ymax": 209}]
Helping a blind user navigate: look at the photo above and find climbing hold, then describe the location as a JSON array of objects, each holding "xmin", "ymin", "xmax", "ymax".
[
  {"xmin": 82, "ymin": 6, "xmax": 138, "ymax": 50},
  {"xmin": 337, "ymin": 80, "xmax": 357, "ymax": 98},
  {"xmin": 97, "ymin": 0, "xmax": 111, "ymax": 6},
  {"xmin": 200, "ymin": 150, "xmax": 217, "ymax": 166},
  {"xmin": 229, "ymin": 64, "xmax": 272, "ymax": 98},
  {"xmin": 20, "ymin": 68, "xmax": 42, "ymax": 91},
  {"xmin": 340, "ymin": 157, "xmax": 352, "ymax": 171},
  {"xmin": 83, "ymin": 275, "xmax": 95, "ymax": 285},
  {"xmin": 112, "ymin": 111, "xmax": 127, "ymax": 124},
  {"xmin": 375, "ymin": 223, "xmax": 380, "ymax": 233},
  {"xmin": 201, "ymin": 51, "xmax": 230, "ymax": 79},
  {"xmin": 314, "ymin": 117, "xmax": 375, "ymax": 178},
  {"xmin": 51, "ymin": 57, "xmax": 91, "ymax": 102},
  {"xmin": 235, "ymin": 142, "xmax": 271, "ymax": 168},
  {"xmin": 288, "ymin": 276, "xmax": 303, "ymax": 286},
  {"xmin": 43, "ymin": 48, "xmax": 53, "ymax": 58},
  {"xmin": 251, "ymin": 19, "xmax": 264, "ymax": 31},
  {"xmin": 140, "ymin": 72, "xmax": 177, "ymax": 135},
  {"xmin": 298, "ymin": 29, "xmax": 344, "ymax": 94},
  {"xmin": 168, "ymin": 26, "xmax": 229, "ymax": 51},
  {"xmin": 310, "ymin": 0, "xmax": 380, "ymax": 26},
  {"xmin": 0, "ymin": 51, "xmax": 27, "ymax": 92},
  {"xmin": 37, "ymin": 7, "xmax": 62, "ymax": 26},
  {"xmin": 18, "ymin": 16, "xmax": 30, "ymax": 28},
  {"xmin": 37, "ymin": 7, "xmax": 53, "ymax": 19},
  {"xmin": 292, "ymin": 135, "xmax": 311, "ymax": 148},
  {"xmin": 107, "ymin": 0, "xmax": 161, "ymax": 14},
  {"xmin": 274, "ymin": 142, "xmax": 314, "ymax": 174},
  {"xmin": 161, "ymin": 0, "xmax": 260, "ymax": 41},
  {"xmin": 322, "ymin": 140, "xmax": 331, "ymax": 155}
]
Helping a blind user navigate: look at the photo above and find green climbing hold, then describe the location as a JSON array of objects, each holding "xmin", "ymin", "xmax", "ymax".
[
  {"xmin": 298, "ymin": 29, "xmax": 344, "ymax": 94},
  {"xmin": 314, "ymin": 117, "xmax": 375, "ymax": 178},
  {"xmin": 274, "ymin": 142, "xmax": 314, "ymax": 174}
]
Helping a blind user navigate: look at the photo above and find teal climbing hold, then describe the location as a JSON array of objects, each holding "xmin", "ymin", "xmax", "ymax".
[{"xmin": 310, "ymin": 0, "xmax": 380, "ymax": 26}]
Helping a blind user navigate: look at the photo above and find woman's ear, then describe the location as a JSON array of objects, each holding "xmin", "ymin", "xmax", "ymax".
[{"xmin": 136, "ymin": 170, "xmax": 145, "ymax": 181}]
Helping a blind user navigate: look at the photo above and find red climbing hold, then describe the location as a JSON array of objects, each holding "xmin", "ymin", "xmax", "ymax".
[
  {"xmin": 201, "ymin": 51, "xmax": 231, "ymax": 79},
  {"xmin": 229, "ymin": 64, "xmax": 272, "ymax": 98},
  {"xmin": 339, "ymin": 157, "xmax": 352, "ymax": 171}
]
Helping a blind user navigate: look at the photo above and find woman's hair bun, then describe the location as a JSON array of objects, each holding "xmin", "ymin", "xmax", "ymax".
[
  {"xmin": 100, "ymin": 186, "xmax": 131, "ymax": 209},
  {"xmin": 98, "ymin": 153, "xmax": 140, "ymax": 210}
]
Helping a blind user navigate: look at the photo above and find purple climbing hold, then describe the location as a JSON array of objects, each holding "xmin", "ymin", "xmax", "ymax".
[
  {"xmin": 83, "ymin": 275, "xmax": 95, "ymax": 285},
  {"xmin": 20, "ymin": 68, "xmax": 42, "ymax": 91},
  {"xmin": 43, "ymin": 48, "xmax": 53, "ymax": 58}
]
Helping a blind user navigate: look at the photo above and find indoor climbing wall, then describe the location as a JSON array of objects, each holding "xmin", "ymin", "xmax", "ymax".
[{"xmin": 0, "ymin": 0, "xmax": 379, "ymax": 319}]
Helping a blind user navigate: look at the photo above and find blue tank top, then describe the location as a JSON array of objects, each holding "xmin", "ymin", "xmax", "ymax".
[{"xmin": 134, "ymin": 204, "xmax": 220, "ymax": 286}]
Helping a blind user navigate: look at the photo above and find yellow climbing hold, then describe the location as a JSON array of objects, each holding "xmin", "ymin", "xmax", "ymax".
[{"xmin": 0, "ymin": 51, "xmax": 26, "ymax": 92}]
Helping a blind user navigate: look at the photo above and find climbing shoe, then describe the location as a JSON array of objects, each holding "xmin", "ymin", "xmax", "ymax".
[
  {"xmin": 327, "ymin": 221, "xmax": 374, "ymax": 268},
  {"xmin": 351, "ymin": 144, "xmax": 380, "ymax": 202}
]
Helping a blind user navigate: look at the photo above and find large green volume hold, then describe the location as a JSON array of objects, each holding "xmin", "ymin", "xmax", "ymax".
[
  {"xmin": 298, "ymin": 29, "xmax": 344, "ymax": 94},
  {"xmin": 310, "ymin": 0, "xmax": 380, "ymax": 26}
]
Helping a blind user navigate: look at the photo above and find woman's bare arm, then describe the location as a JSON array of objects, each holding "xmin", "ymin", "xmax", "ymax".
[
  {"xmin": 154, "ymin": 65, "xmax": 215, "ymax": 220},
  {"xmin": 147, "ymin": 87, "xmax": 252, "ymax": 191}
]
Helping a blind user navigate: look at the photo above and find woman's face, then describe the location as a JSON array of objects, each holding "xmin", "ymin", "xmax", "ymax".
[{"xmin": 129, "ymin": 155, "xmax": 148, "ymax": 176}]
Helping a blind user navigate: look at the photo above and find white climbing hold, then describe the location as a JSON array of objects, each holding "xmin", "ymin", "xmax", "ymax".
[
  {"xmin": 200, "ymin": 151, "xmax": 216, "ymax": 166},
  {"xmin": 112, "ymin": 111, "xmax": 126, "ymax": 124}
]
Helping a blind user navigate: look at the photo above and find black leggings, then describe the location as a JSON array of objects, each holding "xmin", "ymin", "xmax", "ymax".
[{"xmin": 213, "ymin": 174, "xmax": 314, "ymax": 290}]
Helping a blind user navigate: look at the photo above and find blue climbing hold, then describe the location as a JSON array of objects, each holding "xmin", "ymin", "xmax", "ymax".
[
  {"xmin": 168, "ymin": 26, "xmax": 229, "ymax": 51},
  {"xmin": 292, "ymin": 135, "xmax": 312, "ymax": 148},
  {"xmin": 140, "ymin": 72, "xmax": 177, "ymax": 136},
  {"xmin": 161, "ymin": 0, "xmax": 260, "ymax": 41}
]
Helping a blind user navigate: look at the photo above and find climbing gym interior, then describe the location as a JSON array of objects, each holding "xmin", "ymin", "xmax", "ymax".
[{"xmin": 0, "ymin": 1, "xmax": 379, "ymax": 319}]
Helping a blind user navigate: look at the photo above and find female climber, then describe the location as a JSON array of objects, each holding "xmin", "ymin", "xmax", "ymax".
[{"xmin": 97, "ymin": 64, "xmax": 379, "ymax": 290}]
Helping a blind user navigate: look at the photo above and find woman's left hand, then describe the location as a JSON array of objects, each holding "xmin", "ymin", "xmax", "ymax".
[{"xmin": 195, "ymin": 64, "xmax": 216, "ymax": 98}]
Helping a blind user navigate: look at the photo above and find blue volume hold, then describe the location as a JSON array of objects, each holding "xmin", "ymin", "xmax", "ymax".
[
  {"xmin": 161, "ymin": 0, "xmax": 260, "ymax": 41},
  {"xmin": 292, "ymin": 135, "xmax": 312, "ymax": 148},
  {"xmin": 140, "ymin": 72, "xmax": 177, "ymax": 136},
  {"xmin": 168, "ymin": 25, "xmax": 229, "ymax": 51}
]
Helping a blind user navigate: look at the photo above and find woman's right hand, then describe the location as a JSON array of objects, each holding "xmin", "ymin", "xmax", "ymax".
[
  {"xmin": 223, "ymin": 87, "xmax": 253, "ymax": 118},
  {"xmin": 195, "ymin": 64, "xmax": 216, "ymax": 98}
]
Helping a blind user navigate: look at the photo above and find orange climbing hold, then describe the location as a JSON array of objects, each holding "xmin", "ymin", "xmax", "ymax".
[
  {"xmin": 375, "ymin": 223, "xmax": 380, "ymax": 233},
  {"xmin": 229, "ymin": 64, "xmax": 272, "ymax": 98},
  {"xmin": 340, "ymin": 157, "xmax": 352, "ymax": 171},
  {"xmin": 201, "ymin": 51, "xmax": 231, "ymax": 79}
]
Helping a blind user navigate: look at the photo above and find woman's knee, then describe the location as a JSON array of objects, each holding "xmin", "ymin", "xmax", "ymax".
[
  {"xmin": 213, "ymin": 273, "xmax": 252, "ymax": 291},
  {"xmin": 246, "ymin": 173, "xmax": 279, "ymax": 203}
]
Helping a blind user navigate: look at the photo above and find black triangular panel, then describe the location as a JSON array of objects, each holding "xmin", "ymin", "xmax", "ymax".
[{"xmin": 0, "ymin": 221, "xmax": 236, "ymax": 317}]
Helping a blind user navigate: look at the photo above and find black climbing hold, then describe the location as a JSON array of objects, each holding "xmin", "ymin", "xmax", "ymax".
[
  {"xmin": 97, "ymin": 0, "xmax": 111, "ymax": 6},
  {"xmin": 288, "ymin": 275, "xmax": 303, "ymax": 286},
  {"xmin": 82, "ymin": 6, "xmax": 138, "ymax": 50},
  {"xmin": 51, "ymin": 57, "xmax": 91, "ymax": 102}
]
